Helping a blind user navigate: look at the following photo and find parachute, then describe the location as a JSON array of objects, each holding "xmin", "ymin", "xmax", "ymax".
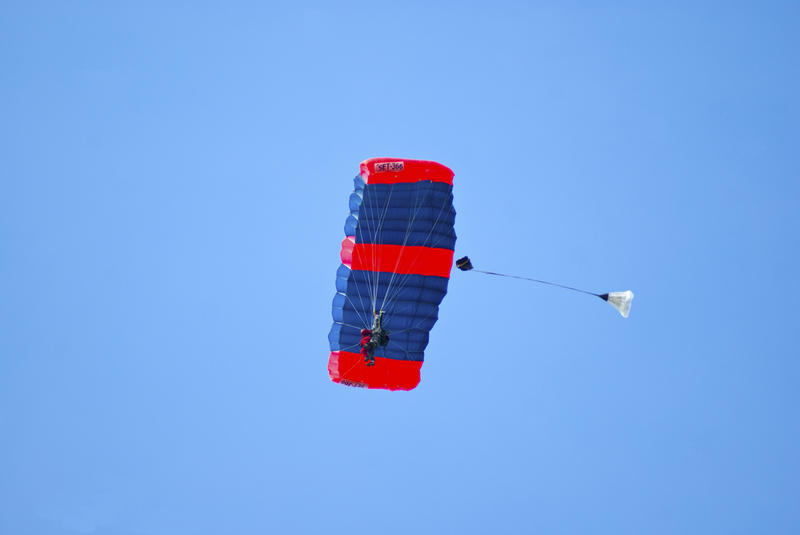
[
  {"xmin": 456, "ymin": 256, "xmax": 635, "ymax": 318},
  {"xmin": 328, "ymin": 158, "xmax": 456, "ymax": 390}
]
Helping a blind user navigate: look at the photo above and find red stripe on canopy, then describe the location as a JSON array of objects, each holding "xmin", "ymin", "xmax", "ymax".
[
  {"xmin": 340, "ymin": 237, "xmax": 453, "ymax": 278},
  {"xmin": 328, "ymin": 351, "xmax": 422, "ymax": 391},
  {"xmin": 360, "ymin": 158, "xmax": 454, "ymax": 185}
]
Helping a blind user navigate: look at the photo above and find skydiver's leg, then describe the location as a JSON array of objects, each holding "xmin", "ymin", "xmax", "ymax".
[{"xmin": 364, "ymin": 342, "xmax": 377, "ymax": 364}]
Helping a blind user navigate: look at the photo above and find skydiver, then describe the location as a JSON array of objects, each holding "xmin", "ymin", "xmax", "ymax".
[{"xmin": 360, "ymin": 311, "xmax": 390, "ymax": 366}]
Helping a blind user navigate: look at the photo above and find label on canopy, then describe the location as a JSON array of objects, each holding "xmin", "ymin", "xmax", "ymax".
[{"xmin": 374, "ymin": 161, "xmax": 405, "ymax": 173}]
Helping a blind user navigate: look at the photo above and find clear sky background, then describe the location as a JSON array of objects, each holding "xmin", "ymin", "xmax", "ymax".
[{"xmin": 2, "ymin": 2, "xmax": 799, "ymax": 534}]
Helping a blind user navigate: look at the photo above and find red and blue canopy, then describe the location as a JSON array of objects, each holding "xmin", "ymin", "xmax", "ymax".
[{"xmin": 328, "ymin": 158, "xmax": 456, "ymax": 390}]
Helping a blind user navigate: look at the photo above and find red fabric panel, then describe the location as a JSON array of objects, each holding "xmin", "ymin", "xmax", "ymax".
[
  {"xmin": 328, "ymin": 351, "xmax": 422, "ymax": 391},
  {"xmin": 360, "ymin": 158, "xmax": 454, "ymax": 185},
  {"xmin": 340, "ymin": 236, "xmax": 355, "ymax": 268},
  {"xmin": 349, "ymin": 243, "xmax": 453, "ymax": 278}
]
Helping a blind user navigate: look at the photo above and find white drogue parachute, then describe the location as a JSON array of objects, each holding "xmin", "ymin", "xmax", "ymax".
[{"xmin": 455, "ymin": 256, "xmax": 635, "ymax": 319}]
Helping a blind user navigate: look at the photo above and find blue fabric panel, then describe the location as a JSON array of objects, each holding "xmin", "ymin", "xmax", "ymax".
[
  {"xmin": 344, "ymin": 176, "xmax": 456, "ymax": 250},
  {"xmin": 330, "ymin": 268, "xmax": 449, "ymax": 361}
]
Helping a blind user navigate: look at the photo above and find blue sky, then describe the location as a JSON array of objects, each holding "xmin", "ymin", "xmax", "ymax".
[{"xmin": 2, "ymin": 2, "xmax": 799, "ymax": 534}]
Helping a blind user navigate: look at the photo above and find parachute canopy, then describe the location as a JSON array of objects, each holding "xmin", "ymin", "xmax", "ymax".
[{"xmin": 328, "ymin": 158, "xmax": 456, "ymax": 390}]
